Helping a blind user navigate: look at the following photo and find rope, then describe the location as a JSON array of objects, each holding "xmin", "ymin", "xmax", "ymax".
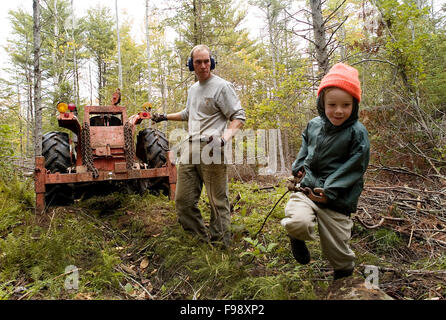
[{"xmin": 253, "ymin": 189, "xmax": 290, "ymax": 239}]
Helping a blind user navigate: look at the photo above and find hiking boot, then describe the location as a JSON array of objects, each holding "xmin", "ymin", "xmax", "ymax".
[
  {"xmin": 289, "ymin": 236, "xmax": 310, "ymax": 265},
  {"xmin": 333, "ymin": 268, "xmax": 354, "ymax": 280}
]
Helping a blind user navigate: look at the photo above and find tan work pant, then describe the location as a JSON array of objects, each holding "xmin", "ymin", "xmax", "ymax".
[
  {"xmin": 175, "ymin": 142, "xmax": 231, "ymax": 247},
  {"xmin": 281, "ymin": 191, "xmax": 355, "ymax": 270}
]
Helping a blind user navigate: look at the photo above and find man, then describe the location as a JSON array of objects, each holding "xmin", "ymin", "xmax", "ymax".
[{"xmin": 152, "ymin": 44, "xmax": 245, "ymax": 248}]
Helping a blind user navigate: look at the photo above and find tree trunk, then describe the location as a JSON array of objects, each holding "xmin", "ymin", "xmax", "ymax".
[
  {"xmin": 25, "ymin": 32, "xmax": 33, "ymax": 157},
  {"xmin": 145, "ymin": 0, "xmax": 152, "ymax": 100},
  {"xmin": 52, "ymin": 0, "xmax": 58, "ymax": 88},
  {"xmin": 89, "ymin": 62, "xmax": 93, "ymax": 105},
  {"xmin": 17, "ymin": 71, "xmax": 23, "ymax": 160},
  {"xmin": 115, "ymin": 0, "xmax": 123, "ymax": 89},
  {"xmin": 33, "ymin": 0, "xmax": 42, "ymax": 157},
  {"xmin": 145, "ymin": 0, "xmax": 152, "ymax": 128},
  {"xmin": 71, "ymin": 0, "xmax": 79, "ymax": 106},
  {"xmin": 161, "ymin": 63, "xmax": 167, "ymax": 133},
  {"xmin": 310, "ymin": 0, "xmax": 329, "ymax": 76},
  {"xmin": 192, "ymin": 0, "xmax": 203, "ymax": 45},
  {"xmin": 98, "ymin": 58, "xmax": 103, "ymax": 105},
  {"xmin": 267, "ymin": 2, "xmax": 278, "ymax": 91},
  {"xmin": 266, "ymin": 1, "xmax": 286, "ymax": 173},
  {"xmin": 52, "ymin": 0, "xmax": 61, "ymax": 119}
]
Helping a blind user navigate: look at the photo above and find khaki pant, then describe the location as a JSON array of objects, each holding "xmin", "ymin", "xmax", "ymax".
[
  {"xmin": 175, "ymin": 142, "xmax": 231, "ymax": 247},
  {"xmin": 281, "ymin": 192, "xmax": 355, "ymax": 270}
]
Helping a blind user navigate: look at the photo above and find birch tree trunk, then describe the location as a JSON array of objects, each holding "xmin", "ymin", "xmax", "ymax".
[
  {"xmin": 282, "ymin": 6, "xmax": 291, "ymax": 169},
  {"xmin": 266, "ymin": 1, "xmax": 286, "ymax": 173},
  {"xmin": 33, "ymin": 0, "xmax": 42, "ymax": 157},
  {"xmin": 310, "ymin": 0, "xmax": 329, "ymax": 76}
]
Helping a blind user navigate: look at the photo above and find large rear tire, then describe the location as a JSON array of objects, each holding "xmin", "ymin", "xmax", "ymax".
[
  {"xmin": 42, "ymin": 131, "xmax": 74, "ymax": 206},
  {"xmin": 135, "ymin": 128, "xmax": 170, "ymax": 195}
]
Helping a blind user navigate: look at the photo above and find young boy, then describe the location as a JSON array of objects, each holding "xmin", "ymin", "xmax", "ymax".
[{"xmin": 281, "ymin": 63, "xmax": 370, "ymax": 280}]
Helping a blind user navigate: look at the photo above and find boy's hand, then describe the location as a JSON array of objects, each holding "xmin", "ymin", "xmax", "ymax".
[
  {"xmin": 287, "ymin": 176, "xmax": 298, "ymax": 191},
  {"xmin": 304, "ymin": 187, "xmax": 328, "ymax": 204},
  {"xmin": 294, "ymin": 170, "xmax": 305, "ymax": 183}
]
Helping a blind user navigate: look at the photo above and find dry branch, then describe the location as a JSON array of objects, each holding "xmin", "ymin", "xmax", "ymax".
[
  {"xmin": 357, "ymin": 183, "xmax": 446, "ymax": 250},
  {"xmin": 358, "ymin": 264, "xmax": 446, "ymax": 276}
]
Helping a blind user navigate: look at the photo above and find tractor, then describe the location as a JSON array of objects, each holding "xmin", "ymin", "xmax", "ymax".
[{"xmin": 34, "ymin": 94, "xmax": 176, "ymax": 212}]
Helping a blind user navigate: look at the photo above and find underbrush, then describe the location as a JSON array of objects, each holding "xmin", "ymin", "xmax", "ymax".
[{"xmin": 1, "ymin": 171, "xmax": 445, "ymax": 300}]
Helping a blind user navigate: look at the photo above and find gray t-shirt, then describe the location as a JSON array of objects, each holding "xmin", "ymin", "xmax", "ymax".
[{"xmin": 180, "ymin": 75, "xmax": 246, "ymax": 139}]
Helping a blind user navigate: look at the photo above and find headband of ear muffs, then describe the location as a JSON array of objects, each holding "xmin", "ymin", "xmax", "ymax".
[{"xmin": 187, "ymin": 56, "xmax": 216, "ymax": 71}]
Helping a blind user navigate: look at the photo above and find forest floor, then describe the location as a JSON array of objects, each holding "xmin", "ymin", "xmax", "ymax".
[{"xmin": 0, "ymin": 166, "xmax": 445, "ymax": 300}]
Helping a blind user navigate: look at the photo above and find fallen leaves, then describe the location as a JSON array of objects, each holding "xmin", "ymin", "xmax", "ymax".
[{"xmin": 140, "ymin": 257, "xmax": 149, "ymax": 270}]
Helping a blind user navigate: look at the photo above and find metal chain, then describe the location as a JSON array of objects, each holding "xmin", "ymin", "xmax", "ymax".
[
  {"xmin": 81, "ymin": 122, "xmax": 99, "ymax": 178},
  {"xmin": 124, "ymin": 122, "xmax": 135, "ymax": 170}
]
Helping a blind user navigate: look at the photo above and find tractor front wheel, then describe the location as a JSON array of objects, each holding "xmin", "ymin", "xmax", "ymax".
[
  {"xmin": 135, "ymin": 128, "xmax": 170, "ymax": 195},
  {"xmin": 42, "ymin": 131, "xmax": 74, "ymax": 206}
]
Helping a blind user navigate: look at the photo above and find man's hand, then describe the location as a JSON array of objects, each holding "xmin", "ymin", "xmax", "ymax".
[{"xmin": 151, "ymin": 112, "xmax": 167, "ymax": 123}]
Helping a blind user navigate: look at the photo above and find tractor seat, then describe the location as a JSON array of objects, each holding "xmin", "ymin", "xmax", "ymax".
[{"xmin": 90, "ymin": 115, "xmax": 122, "ymax": 126}]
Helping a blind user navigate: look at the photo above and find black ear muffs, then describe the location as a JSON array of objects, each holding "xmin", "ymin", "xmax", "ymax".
[{"xmin": 187, "ymin": 56, "xmax": 216, "ymax": 71}]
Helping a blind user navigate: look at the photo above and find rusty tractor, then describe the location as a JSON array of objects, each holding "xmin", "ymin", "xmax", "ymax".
[{"xmin": 35, "ymin": 97, "xmax": 176, "ymax": 212}]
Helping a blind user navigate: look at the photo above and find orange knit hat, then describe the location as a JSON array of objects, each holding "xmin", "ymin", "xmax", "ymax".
[{"xmin": 317, "ymin": 63, "xmax": 361, "ymax": 102}]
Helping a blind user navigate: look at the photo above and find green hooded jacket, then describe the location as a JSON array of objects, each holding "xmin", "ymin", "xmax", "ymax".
[{"xmin": 291, "ymin": 96, "xmax": 370, "ymax": 215}]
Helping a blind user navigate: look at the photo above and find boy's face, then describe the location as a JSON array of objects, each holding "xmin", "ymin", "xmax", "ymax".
[{"xmin": 324, "ymin": 88, "xmax": 354, "ymax": 126}]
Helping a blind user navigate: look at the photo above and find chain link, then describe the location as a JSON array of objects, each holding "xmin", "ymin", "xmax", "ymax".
[
  {"xmin": 81, "ymin": 122, "xmax": 99, "ymax": 178},
  {"xmin": 124, "ymin": 122, "xmax": 135, "ymax": 170}
]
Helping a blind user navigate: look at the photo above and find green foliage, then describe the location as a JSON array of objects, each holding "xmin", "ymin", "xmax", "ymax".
[
  {"xmin": 81, "ymin": 4, "xmax": 116, "ymax": 105},
  {"xmin": 231, "ymin": 274, "xmax": 317, "ymax": 300},
  {"xmin": 241, "ymin": 237, "xmax": 278, "ymax": 260},
  {"xmin": 0, "ymin": 124, "xmax": 15, "ymax": 158},
  {"xmin": 1, "ymin": 0, "xmax": 446, "ymax": 175},
  {"xmin": 0, "ymin": 178, "xmax": 445, "ymax": 300},
  {"xmin": 1, "ymin": 0, "xmax": 446, "ymax": 299},
  {"xmin": 0, "ymin": 174, "xmax": 34, "ymax": 234},
  {"xmin": 373, "ymin": 228, "xmax": 402, "ymax": 254},
  {"xmin": 378, "ymin": 0, "xmax": 431, "ymax": 87},
  {"xmin": 0, "ymin": 188, "xmax": 133, "ymax": 298},
  {"xmin": 0, "ymin": 212, "xmax": 122, "ymax": 295}
]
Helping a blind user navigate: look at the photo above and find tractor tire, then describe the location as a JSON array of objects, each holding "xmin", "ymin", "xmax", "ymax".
[
  {"xmin": 135, "ymin": 128, "xmax": 170, "ymax": 195},
  {"xmin": 42, "ymin": 131, "xmax": 74, "ymax": 206},
  {"xmin": 136, "ymin": 128, "xmax": 169, "ymax": 168}
]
